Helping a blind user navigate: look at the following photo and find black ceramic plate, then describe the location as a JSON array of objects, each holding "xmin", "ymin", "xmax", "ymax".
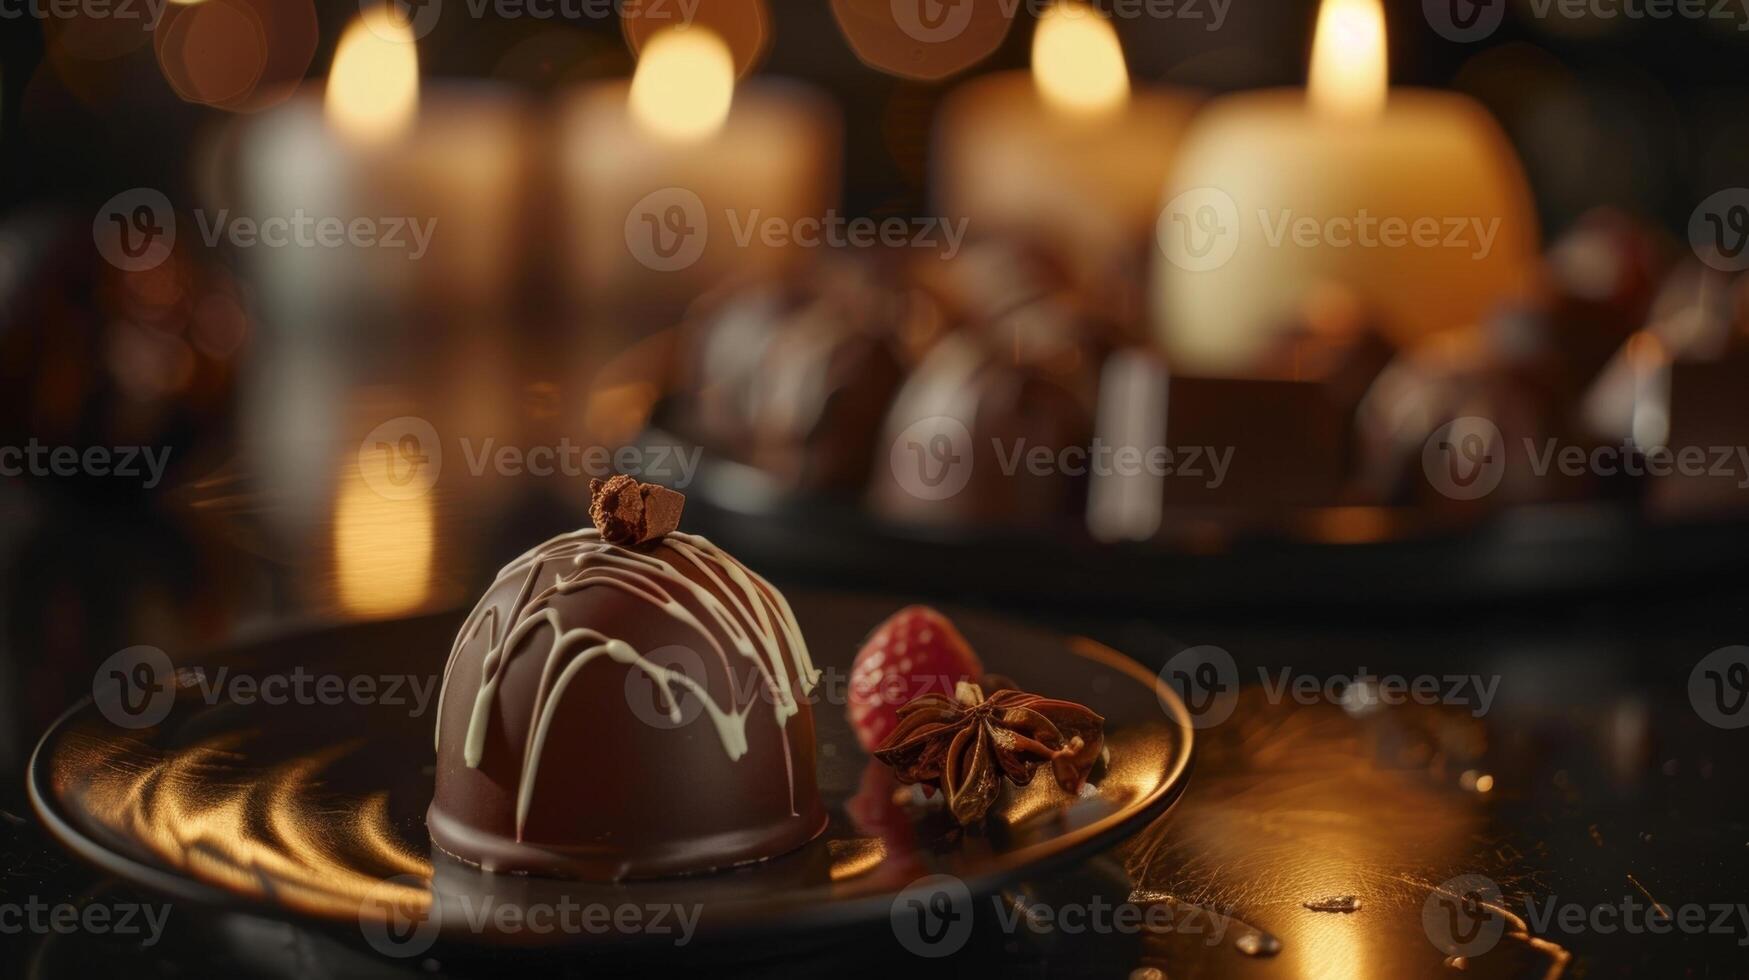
[
  {"xmin": 658, "ymin": 435, "xmax": 1749, "ymax": 610},
  {"xmin": 29, "ymin": 594, "xmax": 1193, "ymax": 952}
]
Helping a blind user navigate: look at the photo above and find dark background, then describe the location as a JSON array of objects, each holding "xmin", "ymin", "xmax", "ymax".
[
  {"xmin": 5, "ymin": 1, "xmax": 1749, "ymax": 977},
  {"xmin": 4, "ymin": 0, "xmax": 1749, "ymax": 232}
]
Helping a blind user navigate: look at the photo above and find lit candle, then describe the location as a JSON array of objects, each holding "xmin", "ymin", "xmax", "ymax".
[
  {"xmin": 1154, "ymin": 0, "xmax": 1538, "ymax": 374},
  {"xmin": 238, "ymin": 9, "xmax": 532, "ymax": 321},
  {"xmin": 935, "ymin": 1, "xmax": 1197, "ymax": 287},
  {"xmin": 232, "ymin": 10, "xmax": 525, "ymax": 588},
  {"xmin": 558, "ymin": 27, "xmax": 839, "ymax": 327}
]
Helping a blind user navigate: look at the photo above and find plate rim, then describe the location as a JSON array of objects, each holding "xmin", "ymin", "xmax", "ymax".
[{"xmin": 28, "ymin": 610, "xmax": 1195, "ymax": 944}]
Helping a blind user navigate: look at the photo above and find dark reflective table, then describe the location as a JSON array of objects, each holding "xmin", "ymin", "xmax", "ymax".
[{"xmin": 3, "ymin": 464, "xmax": 1747, "ymax": 979}]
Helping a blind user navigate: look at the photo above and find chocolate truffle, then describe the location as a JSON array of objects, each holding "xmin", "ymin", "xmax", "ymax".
[
  {"xmin": 1581, "ymin": 263, "xmax": 1749, "ymax": 517},
  {"xmin": 869, "ymin": 306, "xmax": 1101, "ymax": 528},
  {"xmin": 673, "ymin": 260, "xmax": 917, "ymax": 493},
  {"xmin": 429, "ymin": 521, "xmax": 827, "ymax": 879},
  {"xmin": 1354, "ymin": 332, "xmax": 1587, "ymax": 509}
]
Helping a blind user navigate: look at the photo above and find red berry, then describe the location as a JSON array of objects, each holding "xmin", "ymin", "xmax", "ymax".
[{"xmin": 848, "ymin": 606, "xmax": 983, "ymax": 751}]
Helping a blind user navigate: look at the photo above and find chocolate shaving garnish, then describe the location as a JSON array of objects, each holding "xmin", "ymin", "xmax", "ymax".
[
  {"xmin": 589, "ymin": 474, "xmax": 685, "ymax": 546},
  {"xmin": 873, "ymin": 680, "xmax": 1104, "ymax": 826}
]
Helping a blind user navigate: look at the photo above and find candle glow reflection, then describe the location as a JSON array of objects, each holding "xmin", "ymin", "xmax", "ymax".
[{"xmin": 334, "ymin": 447, "xmax": 434, "ymax": 618}]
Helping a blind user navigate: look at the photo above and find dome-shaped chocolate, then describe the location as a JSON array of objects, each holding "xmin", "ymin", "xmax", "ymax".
[{"xmin": 429, "ymin": 529, "xmax": 826, "ymax": 879}]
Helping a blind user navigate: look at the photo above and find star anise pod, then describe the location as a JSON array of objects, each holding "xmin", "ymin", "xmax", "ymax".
[{"xmin": 873, "ymin": 681, "xmax": 1105, "ymax": 826}]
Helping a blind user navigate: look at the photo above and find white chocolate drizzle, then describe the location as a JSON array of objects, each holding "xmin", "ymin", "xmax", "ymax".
[{"xmin": 435, "ymin": 528, "xmax": 820, "ymax": 840}]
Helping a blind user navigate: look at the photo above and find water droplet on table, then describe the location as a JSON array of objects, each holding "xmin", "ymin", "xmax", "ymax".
[
  {"xmin": 1234, "ymin": 930, "xmax": 1281, "ymax": 957},
  {"xmin": 1302, "ymin": 894, "xmax": 1361, "ymax": 913}
]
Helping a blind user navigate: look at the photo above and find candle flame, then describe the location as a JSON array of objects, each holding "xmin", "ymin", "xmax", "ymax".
[
  {"xmin": 1031, "ymin": 1, "xmax": 1130, "ymax": 117},
  {"xmin": 629, "ymin": 27, "xmax": 735, "ymax": 143},
  {"xmin": 325, "ymin": 9, "xmax": 420, "ymax": 144},
  {"xmin": 1309, "ymin": 0, "xmax": 1387, "ymax": 120}
]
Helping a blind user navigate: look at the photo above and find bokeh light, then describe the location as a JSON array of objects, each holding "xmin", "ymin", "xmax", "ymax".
[
  {"xmin": 831, "ymin": 0, "xmax": 1016, "ymax": 81},
  {"xmin": 153, "ymin": 0, "xmax": 317, "ymax": 112}
]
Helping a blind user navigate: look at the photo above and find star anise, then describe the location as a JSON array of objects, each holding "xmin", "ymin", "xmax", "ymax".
[{"xmin": 873, "ymin": 681, "xmax": 1105, "ymax": 826}]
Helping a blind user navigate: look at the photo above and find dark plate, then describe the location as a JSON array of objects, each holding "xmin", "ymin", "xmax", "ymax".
[
  {"xmin": 658, "ymin": 435, "xmax": 1749, "ymax": 611},
  {"xmin": 29, "ymin": 594, "xmax": 1193, "ymax": 952}
]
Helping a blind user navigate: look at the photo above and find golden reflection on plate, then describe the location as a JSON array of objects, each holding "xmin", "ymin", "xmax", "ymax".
[{"xmin": 31, "ymin": 600, "xmax": 1193, "ymax": 945}]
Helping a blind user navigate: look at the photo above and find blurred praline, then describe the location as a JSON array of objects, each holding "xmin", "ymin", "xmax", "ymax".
[
  {"xmin": 673, "ymin": 260, "xmax": 916, "ymax": 493},
  {"xmin": 870, "ymin": 299, "xmax": 1102, "ymax": 528},
  {"xmin": 1581, "ymin": 262, "xmax": 1749, "ymax": 517}
]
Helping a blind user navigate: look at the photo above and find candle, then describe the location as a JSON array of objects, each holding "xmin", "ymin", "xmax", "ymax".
[
  {"xmin": 558, "ymin": 27, "xmax": 839, "ymax": 328},
  {"xmin": 935, "ymin": 2, "xmax": 1197, "ymax": 288},
  {"xmin": 232, "ymin": 10, "xmax": 525, "ymax": 593},
  {"xmin": 1154, "ymin": 0, "xmax": 1538, "ymax": 374},
  {"xmin": 238, "ymin": 9, "xmax": 532, "ymax": 320}
]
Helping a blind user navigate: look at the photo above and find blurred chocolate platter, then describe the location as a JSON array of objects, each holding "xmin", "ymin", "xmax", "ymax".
[{"xmin": 625, "ymin": 211, "xmax": 1749, "ymax": 610}]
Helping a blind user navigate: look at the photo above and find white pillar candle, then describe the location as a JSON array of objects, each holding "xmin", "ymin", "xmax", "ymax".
[
  {"xmin": 239, "ymin": 9, "xmax": 531, "ymax": 321},
  {"xmin": 1154, "ymin": 0, "xmax": 1538, "ymax": 374},
  {"xmin": 558, "ymin": 27, "xmax": 838, "ymax": 327},
  {"xmin": 935, "ymin": 2, "xmax": 1197, "ymax": 287}
]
